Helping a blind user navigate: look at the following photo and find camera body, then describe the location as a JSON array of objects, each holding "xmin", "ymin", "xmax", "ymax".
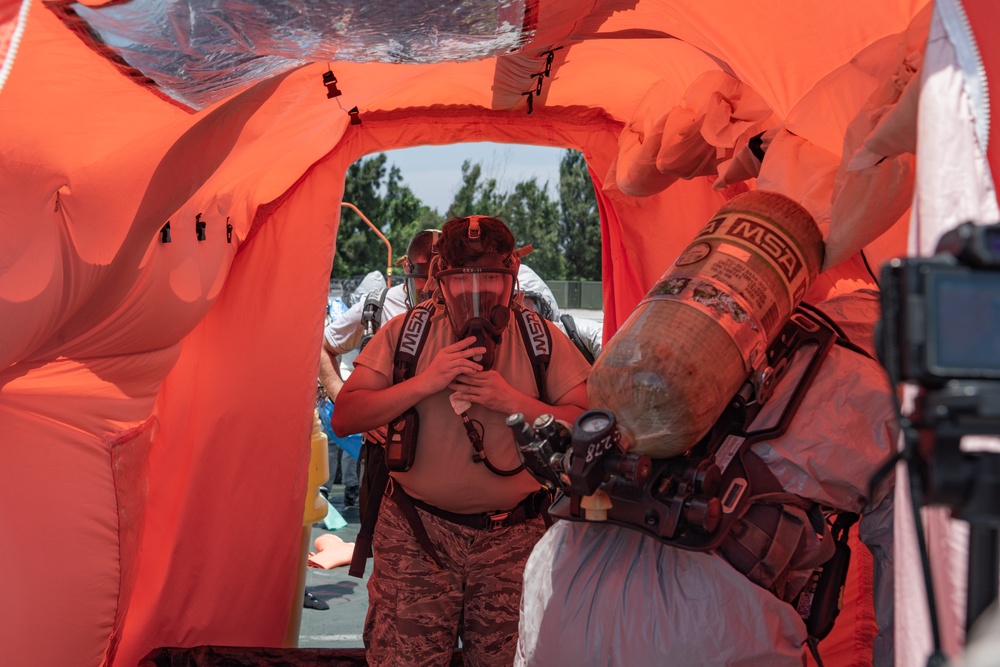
[
  {"xmin": 877, "ymin": 221, "xmax": 1000, "ymax": 388},
  {"xmin": 877, "ymin": 220, "xmax": 1000, "ymax": 519},
  {"xmin": 877, "ymin": 221, "xmax": 1000, "ymax": 635}
]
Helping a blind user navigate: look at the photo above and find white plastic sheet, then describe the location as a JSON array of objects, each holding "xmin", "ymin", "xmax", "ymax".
[{"xmin": 56, "ymin": 0, "xmax": 529, "ymax": 108}]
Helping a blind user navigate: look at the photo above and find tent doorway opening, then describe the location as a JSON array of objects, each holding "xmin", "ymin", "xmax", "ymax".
[{"xmin": 329, "ymin": 143, "xmax": 602, "ymax": 300}]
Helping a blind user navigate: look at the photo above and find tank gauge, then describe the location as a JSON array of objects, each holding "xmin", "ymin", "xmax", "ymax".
[{"xmin": 580, "ymin": 413, "xmax": 611, "ymax": 433}]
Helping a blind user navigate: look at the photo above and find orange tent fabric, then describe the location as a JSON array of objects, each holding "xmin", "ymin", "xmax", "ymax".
[{"xmin": 1, "ymin": 0, "xmax": 993, "ymax": 665}]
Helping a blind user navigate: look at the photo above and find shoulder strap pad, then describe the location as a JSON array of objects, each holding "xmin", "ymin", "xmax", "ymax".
[
  {"xmin": 392, "ymin": 302, "xmax": 552, "ymax": 402},
  {"xmin": 392, "ymin": 302, "xmax": 434, "ymax": 384},
  {"xmin": 361, "ymin": 288, "xmax": 389, "ymax": 323},
  {"xmin": 514, "ymin": 304, "xmax": 551, "ymax": 404},
  {"xmin": 359, "ymin": 288, "xmax": 390, "ymax": 352}
]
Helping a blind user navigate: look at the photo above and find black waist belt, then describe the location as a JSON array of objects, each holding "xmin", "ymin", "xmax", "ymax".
[
  {"xmin": 387, "ymin": 482, "xmax": 549, "ymax": 569},
  {"xmin": 403, "ymin": 487, "xmax": 547, "ymax": 532}
]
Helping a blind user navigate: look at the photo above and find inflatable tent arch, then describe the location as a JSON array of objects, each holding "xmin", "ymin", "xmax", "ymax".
[{"xmin": 1, "ymin": 0, "xmax": 997, "ymax": 665}]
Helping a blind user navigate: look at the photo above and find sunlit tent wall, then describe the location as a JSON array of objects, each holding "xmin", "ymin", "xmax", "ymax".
[{"xmin": 1, "ymin": 0, "xmax": 996, "ymax": 665}]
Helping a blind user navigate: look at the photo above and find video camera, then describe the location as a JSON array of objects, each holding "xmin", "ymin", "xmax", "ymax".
[
  {"xmin": 876, "ymin": 221, "xmax": 1000, "ymax": 515},
  {"xmin": 875, "ymin": 220, "xmax": 1000, "ymax": 641},
  {"xmin": 878, "ymin": 221, "xmax": 1000, "ymax": 388}
]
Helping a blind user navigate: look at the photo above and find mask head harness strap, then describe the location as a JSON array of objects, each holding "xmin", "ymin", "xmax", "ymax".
[
  {"xmin": 401, "ymin": 230, "xmax": 441, "ymax": 272},
  {"xmin": 467, "ymin": 216, "xmax": 483, "ymax": 249},
  {"xmin": 401, "ymin": 229, "xmax": 442, "ymax": 307}
]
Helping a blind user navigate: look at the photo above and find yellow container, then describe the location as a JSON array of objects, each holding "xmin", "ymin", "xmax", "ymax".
[
  {"xmin": 285, "ymin": 409, "xmax": 331, "ymax": 647},
  {"xmin": 304, "ymin": 410, "xmax": 331, "ymax": 526}
]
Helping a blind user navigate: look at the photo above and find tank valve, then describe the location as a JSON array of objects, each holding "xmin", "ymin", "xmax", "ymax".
[{"xmin": 580, "ymin": 489, "xmax": 613, "ymax": 521}]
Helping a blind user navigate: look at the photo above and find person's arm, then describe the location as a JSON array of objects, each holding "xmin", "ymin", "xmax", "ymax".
[
  {"xmin": 318, "ymin": 345, "xmax": 346, "ymax": 401},
  {"xmin": 331, "ymin": 336, "xmax": 487, "ymax": 437},
  {"xmin": 448, "ymin": 372, "xmax": 588, "ymax": 425},
  {"xmin": 323, "ymin": 300, "xmax": 366, "ymax": 365}
]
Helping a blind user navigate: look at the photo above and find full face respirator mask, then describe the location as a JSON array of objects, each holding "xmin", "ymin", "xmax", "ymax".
[
  {"xmin": 436, "ymin": 267, "xmax": 516, "ymax": 370},
  {"xmin": 401, "ymin": 255, "xmax": 432, "ymax": 308},
  {"xmin": 399, "ymin": 230, "xmax": 441, "ymax": 308}
]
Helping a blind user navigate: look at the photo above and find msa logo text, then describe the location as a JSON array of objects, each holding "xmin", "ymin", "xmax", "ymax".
[
  {"xmin": 696, "ymin": 217, "xmax": 725, "ymax": 238},
  {"xmin": 523, "ymin": 311, "xmax": 550, "ymax": 357},
  {"xmin": 399, "ymin": 309, "xmax": 431, "ymax": 357},
  {"xmin": 725, "ymin": 217, "xmax": 802, "ymax": 280}
]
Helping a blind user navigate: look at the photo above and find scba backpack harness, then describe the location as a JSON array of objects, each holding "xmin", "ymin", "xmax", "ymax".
[
  {"xmin": 508, "ymin": 305, "xmax": 863, "ymax": 665},
  {"xmin": 359, "ymin": 287, "xmax": 389, "ymax": 353},
  {"xmin": 353, "ymin": 287, "xmax": 389, "ymax": 526},
  {"xmin": 348, "ymin": 301, "xmax": 554, "ymax": 577}
]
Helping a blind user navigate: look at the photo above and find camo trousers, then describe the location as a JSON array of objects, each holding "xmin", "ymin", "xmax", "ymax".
[{"xmin": 364, "ymin": 491, "xmax": 547, "ymax": 667}]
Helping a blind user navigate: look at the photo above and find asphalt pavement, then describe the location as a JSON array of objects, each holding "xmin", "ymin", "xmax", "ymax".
[{"xmin": 299, "ymin": 486, "xmax": 368, "ymax": 649}]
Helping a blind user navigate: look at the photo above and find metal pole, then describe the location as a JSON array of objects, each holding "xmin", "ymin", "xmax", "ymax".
[{"xmin": 340, "ymin": 202, "xmax": 393, "ymax": 287}]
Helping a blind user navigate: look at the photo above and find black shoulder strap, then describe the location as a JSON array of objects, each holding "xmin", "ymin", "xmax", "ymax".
[
  {"xmin": 348, "ymin": 443, "xmax": 388, "ymax": 578},
  {"xmin": 514, "ymin": 304, "xmax": 552, "ymax": 404},
  {"xmin": 392, "ymin": 301, "xmax": 434, "ymax": 383},
  {"xmin": 359, "ymin": 288, "xmax": 389, "ymax": 352},
  {"xmin": 349, "ymin": 302, "xmax": 433, "ymax": 579},
  {"xmin": 560, "ymin": 314, "xmax": 595, "ymax": 364}
]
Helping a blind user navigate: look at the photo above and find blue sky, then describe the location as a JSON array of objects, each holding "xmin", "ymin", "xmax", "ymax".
[{"xmin": 380, "ymin": 142, "xmax": 566, "ymax": 214}]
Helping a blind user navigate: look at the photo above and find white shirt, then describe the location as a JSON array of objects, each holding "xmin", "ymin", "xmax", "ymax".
[{"xmin": 324, "ymin": 283, "xmax": 410, "ymax": 373}]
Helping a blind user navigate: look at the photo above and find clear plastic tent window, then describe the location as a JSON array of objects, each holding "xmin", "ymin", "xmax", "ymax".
[{"xmin": 57, "ymin": 0, "xmax": 530, "ymax": 109}]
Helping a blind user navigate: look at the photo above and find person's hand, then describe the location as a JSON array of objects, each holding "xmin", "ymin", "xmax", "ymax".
[
  {"xmin": 364, "ymin": 424, "xmax": 389, "ymax": 445},
  {"xmin": 416, "ymin": 336, "xmax": 486, "ymax": 394},
  {"xmin": 448, "ymin": 369, "xmax": 520, "ymax": 415}
]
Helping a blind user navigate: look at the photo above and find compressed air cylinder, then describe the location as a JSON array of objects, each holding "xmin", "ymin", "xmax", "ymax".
[{"xmin": 588, "ymin": 191, "xmax": 824, "ymax": 458}]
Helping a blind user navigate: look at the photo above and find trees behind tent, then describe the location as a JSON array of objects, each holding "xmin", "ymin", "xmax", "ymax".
[
  {"xmin": 334, "ymin": 154, "xmax": 441, "ymax": 279},
  {"xmin": 334, "ymin": 149, "xmax": 601, "ymax": 281},
  {"xmin": 558, "ymin": 150, "xmax": 602, "ymax": 281}
]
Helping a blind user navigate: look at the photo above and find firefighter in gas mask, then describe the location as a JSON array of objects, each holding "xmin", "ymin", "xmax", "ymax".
[{"xmin": 332, "ymin": 215, "xmax": 591, "ymax": 667}]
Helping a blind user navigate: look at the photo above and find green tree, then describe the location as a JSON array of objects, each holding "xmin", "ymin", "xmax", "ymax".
[
  {"xmin": 447, "ymin": 160, "xmax": 508, "ymax": 219},
  {"xmin": 335, "ymin": 155, "xmax": 442, "ymax": 278},
  {"xmin": 558, "ymin": 150, "xmax": 601, "ymax": 280},
  {"xmin": 335, "ymin": 154, "xmax": 390, "ymax": 279},
  {"xmin": 341, "ymin": 149, "xmax": 601, "ymax": 285},
  {"xmin": 503, "ymin": 177, "xmax": 565, "ymax": 280},
  {"xmin": 382, "ymin": 164, "xmax": 442, "ymax": 271},
  {"xmin": 446, "ymin": 150, "xmax": 601, "ymax": 281}
]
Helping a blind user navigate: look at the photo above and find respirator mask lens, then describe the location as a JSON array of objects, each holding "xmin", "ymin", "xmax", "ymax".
[
  {"xmin": 402, "ymin": 258, "xmax": 431, "ymax": 308},
  {"xmin": 437, "ymin": 268, "xmax": 516, "ymax": 368}
]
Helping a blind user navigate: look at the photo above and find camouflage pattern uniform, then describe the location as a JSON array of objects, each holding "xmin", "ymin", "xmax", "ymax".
[{"xmin": 364, "ymin": 486, "xmax": 547, "ymax": 666}]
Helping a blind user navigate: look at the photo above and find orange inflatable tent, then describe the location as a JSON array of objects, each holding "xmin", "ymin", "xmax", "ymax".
[{"xmin": 1, "ymin": 0, "xmax": 997, "ymax": 665}]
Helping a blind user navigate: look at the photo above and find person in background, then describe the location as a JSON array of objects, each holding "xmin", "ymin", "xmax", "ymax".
[
  {"xmin": 517, "ymin": 264, "xmax": 603, "ymax": 364},
  {"xmin": 319, "ymin": 230, "xmax": 440, "ymax": 508},
  {"xmin": 332, "ymin": 215, "xmax": 591, "ymax": 666},
  {"xmin": 317, "ymin": 271, "xmax": 381, "ymax": 505}
]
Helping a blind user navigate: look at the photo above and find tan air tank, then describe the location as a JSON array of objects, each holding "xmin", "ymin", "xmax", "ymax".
[{"xmin": 588, "ymin": 191, "xmax": 824, "ymax": 458}]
